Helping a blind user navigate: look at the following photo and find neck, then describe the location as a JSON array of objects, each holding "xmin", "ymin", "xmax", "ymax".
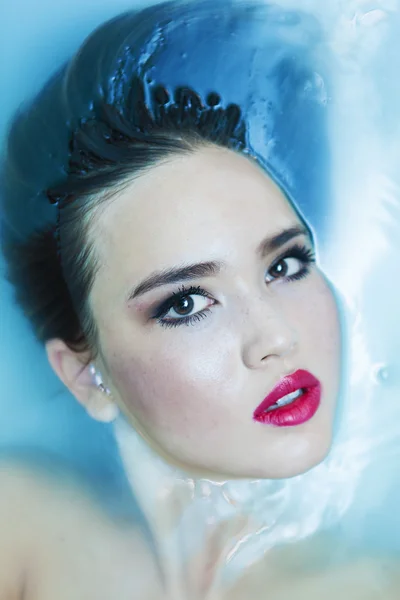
[{"xmin": 112, "ymin": 415, "xmax": 359, "ymax": 599}]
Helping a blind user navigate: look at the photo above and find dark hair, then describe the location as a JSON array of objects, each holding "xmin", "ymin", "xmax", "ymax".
[
  {"xmin": 1, "ymin": 1, "xmax": 330, "ymax": 361},
  {"xmin": 2, "ymin": 80, "xmax": 246, "ymax": 358}
]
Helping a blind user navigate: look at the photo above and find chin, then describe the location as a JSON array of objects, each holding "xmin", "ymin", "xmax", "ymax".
[
  {"xmin": 281, "ymin": 443, "xmax": 333, "ymax": 479},
  {"xmin": 248, "ymin": 438, "xmax": 334, "ymax": 480}
]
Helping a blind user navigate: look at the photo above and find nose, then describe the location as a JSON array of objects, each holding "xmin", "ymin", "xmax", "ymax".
[{"xmin": 241, "ymin": 297, "xmax": 297, "ymax": 369}]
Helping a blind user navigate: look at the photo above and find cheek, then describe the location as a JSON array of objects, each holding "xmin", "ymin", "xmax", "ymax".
[
  {"xmin": 106, "ymin": 330, "xmax": 242, "ymax": 435},
  {"xmin": 315, "ymin": 281, "xmax": 341, "ymax": 353},
  {"xmin": 289, "ymin": 275, "xmax": 341, "ymax": 367}
]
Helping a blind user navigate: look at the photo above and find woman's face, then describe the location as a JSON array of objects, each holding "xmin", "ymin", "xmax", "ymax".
[{"xmin": 90, "ymin": 145, "xmax": 341, "ymax": 479}]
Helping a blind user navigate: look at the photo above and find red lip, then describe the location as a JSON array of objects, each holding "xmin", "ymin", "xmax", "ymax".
[{"xmin": 253, "ymin": 369, "xmax": 321, "ymax": 427}]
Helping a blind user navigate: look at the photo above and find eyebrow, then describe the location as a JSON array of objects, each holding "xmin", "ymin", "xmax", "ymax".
[
  {"xmin": 127, "ymin": 225, "xmax": 311, "ymax": 301},
  {"xmin": 256, "ymin": 225, "xmax": 311, "ymax": 258},
  {"xmin": 127, "ymin": 262, "xmax": 223, "ymax": 301}
]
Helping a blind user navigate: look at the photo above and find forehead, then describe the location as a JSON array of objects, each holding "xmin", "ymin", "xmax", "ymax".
[{"xmin": 93, "ymin": 146, "xmax": 300, "ymax": 278}]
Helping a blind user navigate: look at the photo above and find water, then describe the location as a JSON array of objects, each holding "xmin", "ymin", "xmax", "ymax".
[{"xmin": 1, "ymin": 0, "xmax": 399, "ymax": 595}]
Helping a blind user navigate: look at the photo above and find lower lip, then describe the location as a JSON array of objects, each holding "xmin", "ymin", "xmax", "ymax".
[{"xmin": 253, "ymin": 376, "xmax": 321, "ymax": 427}]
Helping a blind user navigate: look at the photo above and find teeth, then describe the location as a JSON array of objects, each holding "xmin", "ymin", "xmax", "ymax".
[
  {"xmin": 266, "ymin": 389, "xmax": 303, "ymax": 412},
  {"xmin": 276, "ymin": 388, "xmax": 303, "ymax": 407}
]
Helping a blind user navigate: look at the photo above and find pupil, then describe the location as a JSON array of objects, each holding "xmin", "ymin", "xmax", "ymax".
[
  {"xmin": 174, "ymin": 296, "xmax": 194, "ymax": 315},
  {"xmin": 272, "ymin": 260, "xmax": 287, "ymax": 277}
]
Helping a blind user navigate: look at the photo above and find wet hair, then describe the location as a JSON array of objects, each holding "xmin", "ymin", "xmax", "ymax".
[
  {"xmin": 2, "ymin": 79, "xmax": 246, "ymax": 358},
  {"xmin": 1, "ymin": 1, "xmax": 329, "ymax": 361}
]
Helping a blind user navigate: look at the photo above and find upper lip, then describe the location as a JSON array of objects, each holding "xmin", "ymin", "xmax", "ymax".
[{"xmin": 254, "ymin": 369, "xmax": 320, "ymax": 416}]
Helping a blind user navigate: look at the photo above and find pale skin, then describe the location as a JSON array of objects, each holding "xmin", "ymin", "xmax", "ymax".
[
  {"xmin": 0, "ymin": 463, "xmax": 162, "ymax": 600},
  {"xmin": 0, "ymin": 464, "xmax": 399, "ymax": 599},
  {"xmin": 1, "ymin": 145, "xmax": 397, "ymax": 597},
  {"xmin": 48, "ymin": 145, "xmax": 341, "ymax": 480}
]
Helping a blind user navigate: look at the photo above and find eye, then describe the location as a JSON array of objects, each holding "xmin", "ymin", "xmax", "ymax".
[
  {"xmin": 151, "ymin": 285, "xmax": 216, "ymax": 328},
  {"xmin": 266, "ymin": 257, "xmax": 302, "ymax": 280},
  {"xmin": 265, "ymin": 245, "xmax": 315, "ymax": 283},
  {"xmin": 164, "ymin": 293, "xmax": 211, "ymax": 320}
]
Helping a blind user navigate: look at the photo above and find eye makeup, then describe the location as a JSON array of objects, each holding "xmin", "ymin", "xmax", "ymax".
[
  {"xmin": 147, "ymin": 242, "xmax": 316, "ymax": 329},
  {"xmin": 266, "ymin": 243, "xmax": 316, "ymax": 283},
  {"xmin": 150, "ymin": 285, "xmax": 216, "ymax": 328}
]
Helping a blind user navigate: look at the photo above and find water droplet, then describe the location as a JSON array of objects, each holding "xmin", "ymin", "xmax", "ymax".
[{"xmin": 371, "ymin": 363, "xmax": 390, "ymax": 384}]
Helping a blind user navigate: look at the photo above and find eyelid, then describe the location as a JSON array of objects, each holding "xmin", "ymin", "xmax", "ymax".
[
  {"xmin": 146, "ymin": 242, "xmax": 314, "ymax": 321},
  {"xmin": 150, "ymin": 285, "xmax": 215, "ymax": 320},
  {"xmin": 270, "ymin": 242, "xmax": 315, "ymax": 264},
  {"xmin": 265, "ymin": 243, "xmax": 316, "ymax": 284}
]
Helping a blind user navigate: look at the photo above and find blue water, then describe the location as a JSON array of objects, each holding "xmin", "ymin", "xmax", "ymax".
[{"xmin": 1, "ymin": 0, "xmax": 399, "ymax": 558}]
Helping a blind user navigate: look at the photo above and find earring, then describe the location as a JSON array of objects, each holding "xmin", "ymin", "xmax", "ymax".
[{"xmin": 89, "ymin": 364, "xmax": 111, "ymax": 396}]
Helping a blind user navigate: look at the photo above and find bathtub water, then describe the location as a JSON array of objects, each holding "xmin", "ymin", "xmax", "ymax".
[{"xmin": 1, "ymin": 0, "xmax": 399, "ymax": 596}]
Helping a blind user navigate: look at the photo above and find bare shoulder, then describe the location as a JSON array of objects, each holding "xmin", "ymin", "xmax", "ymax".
[
  {"xmin": 0, "ymin": 465, "xmax": 34, "ymax": 599},
  {"xmin": 0, "ymin": 462, "xmax": 163, "ymax": 600},
  {"xmin": 226, "ymin": 533, "xmax": 400, "ymax": 600}
]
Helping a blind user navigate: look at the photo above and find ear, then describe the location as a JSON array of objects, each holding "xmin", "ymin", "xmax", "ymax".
[{"xmin": 45, "ymin": 338, "xmax": 119, "ymax": 423}]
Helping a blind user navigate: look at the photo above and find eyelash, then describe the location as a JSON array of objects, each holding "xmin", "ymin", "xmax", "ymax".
[
  {"xmin": 151, "ymin": 243, "xmax": 316, "ymax": 328},
  {"xmin": 272, "ymin": 243, "xmax": 316, "ymax": 282},
  {"xmin": 151, "ymin": 285, "xmax": 213, "ymax": 329}
]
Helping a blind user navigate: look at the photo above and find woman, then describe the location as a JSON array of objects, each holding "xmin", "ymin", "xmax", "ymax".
[{"xmin": 1, "ymin": 1, "xmax": 398, "ymax": 597}]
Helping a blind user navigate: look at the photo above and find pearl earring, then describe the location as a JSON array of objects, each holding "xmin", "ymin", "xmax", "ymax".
[{"xmin": 89, "ymin": 364, "xmax": 111, "ymax": 396}]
